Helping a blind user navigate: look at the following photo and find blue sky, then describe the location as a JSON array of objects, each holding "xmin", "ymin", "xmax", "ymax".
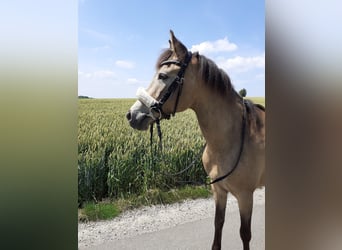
[{"xmin": 78, "ymin": 0, "xmax": 265, "ymax": 98}]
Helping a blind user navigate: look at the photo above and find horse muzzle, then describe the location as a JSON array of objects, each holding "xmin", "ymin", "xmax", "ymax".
[
  {"xmin": 126, "ymin": 99, "xmax": 155, "ymax": 130},
  {"xmin": 126, "ymin": 110, "xmax": 153, "ymax": 131}
]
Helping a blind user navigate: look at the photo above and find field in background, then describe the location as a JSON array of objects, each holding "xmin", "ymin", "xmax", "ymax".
[{"xmin": 78, "ymin": 97, "xmax": 265, "ymax": 205}]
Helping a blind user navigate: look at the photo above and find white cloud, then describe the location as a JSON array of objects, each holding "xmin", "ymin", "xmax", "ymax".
[
  {"xmin": 191, "ymin": 37, "xmax": 238, "ymax": 54},
  {"xmin": 217, "ymin": 54, "xmax": 265, "ymax": 73},
  {"xmin": 78, "ymin": 70, "xmax": 116, "ymax": 79},
  {"xmin": 115, "ymin": 60, "xmax": 135, "ymax": 69}
]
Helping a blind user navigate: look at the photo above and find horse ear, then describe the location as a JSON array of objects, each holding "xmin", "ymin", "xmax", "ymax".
[
  {"xmin": 169, "ymin": 30, "xmax": 176, "ymax": 51},
  {"xmin": 191, "ymin": 52, "xmax": 199, "ymax": 64},
  {"xmin": 169, "ymin": 30, "xmax": 187, "ymax": 59}
]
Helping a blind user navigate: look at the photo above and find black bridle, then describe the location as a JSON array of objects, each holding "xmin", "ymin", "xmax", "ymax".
[
  {"xmin": 149, "ymin": 51, "xmax": 192, "ymax": 148},
  {"xmin": 150, "ymin": 51, "xmax": 193, "ymax": 120}
]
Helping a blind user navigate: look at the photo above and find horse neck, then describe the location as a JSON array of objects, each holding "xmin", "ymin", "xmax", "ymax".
[{"xmin": 191, "ymin": 86, "xmax": 243, "ymax": 153}]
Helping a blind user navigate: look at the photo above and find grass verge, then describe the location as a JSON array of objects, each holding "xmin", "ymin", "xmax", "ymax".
[{"xmin": 78, "ymin": 185, "xmax": 212, "ymax": 222}]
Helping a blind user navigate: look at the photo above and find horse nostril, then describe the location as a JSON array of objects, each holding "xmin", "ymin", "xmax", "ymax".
[{"xmin": 126, "ymin": 111, "xmax": 131, "ymax": 120}]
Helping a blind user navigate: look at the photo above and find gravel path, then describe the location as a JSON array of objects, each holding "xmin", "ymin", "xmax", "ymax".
[{"xmin": 78, "ymin": 188, "xmax": 265, "ymax": 249}]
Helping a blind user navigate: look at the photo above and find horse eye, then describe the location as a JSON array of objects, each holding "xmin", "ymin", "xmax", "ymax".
[{"xmin": 158, "ymin": 73, "xmax": 168, "ymax": 80}]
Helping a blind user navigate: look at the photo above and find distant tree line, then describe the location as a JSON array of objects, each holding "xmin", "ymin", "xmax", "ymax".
[{"xmin": 78, "ymin": 96, "xmax": 92, "ymax": 99}]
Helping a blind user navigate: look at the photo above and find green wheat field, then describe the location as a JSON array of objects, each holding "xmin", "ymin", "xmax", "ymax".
[{"xmin": 78, "ymin": 97, "xmax": 265, "ymax": 204}]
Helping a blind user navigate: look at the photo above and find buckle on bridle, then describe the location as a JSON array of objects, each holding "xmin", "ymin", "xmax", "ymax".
[
  {"xmin": 150, "ymin": 104, "xmax": 162, "ymax": 119},
  {"xmin": 150, "ymin": 103, "xmax": 170, "ymax": 120},
  {"xmin": 176, "ymin": 76, "xmax": 184, "ymax": 85}
]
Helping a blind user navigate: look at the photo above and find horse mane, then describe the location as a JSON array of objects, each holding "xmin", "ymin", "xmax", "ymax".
[
  {"xmin": 244, "ymin": 99, "xmax": 265, "ymax": 134},
  {"xmin": 156, "ymin": 48, "xmax": 265, "ymax": 132},
  {"xmin": 197, "ymin": 53, "xmax": 234, "ymax": 95},
  {"xmin": 156, "ymin": 49, "xmax": 234, "ymax": 96},
  {"xmin": 254, "ymin": 103, "xmax": 265, "ymax": 111}
]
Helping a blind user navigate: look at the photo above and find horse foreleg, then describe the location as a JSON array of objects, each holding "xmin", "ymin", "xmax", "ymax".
[
  {"xmin": 237, "ymin": 191, "xmax": 253, "ymax": 250},
  {"xmin": 211, "ymin": 189, "xmax": 228, "ymax": 250}
]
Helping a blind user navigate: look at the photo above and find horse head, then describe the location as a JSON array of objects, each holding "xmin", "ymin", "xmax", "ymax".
[{"xmin": 126, "ymin": 30, "xmax": 198, "ymax": 130}]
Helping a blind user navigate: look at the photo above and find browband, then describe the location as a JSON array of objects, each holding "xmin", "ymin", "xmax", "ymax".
[{"xmin": 160, "ymin": 60, "xmax": 182, "ymax": 67}]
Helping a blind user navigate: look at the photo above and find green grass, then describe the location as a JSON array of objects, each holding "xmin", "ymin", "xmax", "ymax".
[
  {"xmin": 132, "ymin": 185, "xmax": 212, "ymax": 206},
  {"xmin": 80, "ymin": 202, "xmax": 121, "ymax": 221},
  {"xmin": 248, "ymin": 97, "xmax": 265, "ymax": 107},
  {"xmin": 78, "ymin": 97, "xmax": 265, "ymax": 207},
  {"xmin": 78, "ymin": 98, "xmax": 207, "ymax": 204},
  {"xmin": 79, "ymin": 185, "xmax": 212, "ymax": 222},
  {"xmin": 78, "ymin": 97, "xmax": 265, "ymax": 222}
]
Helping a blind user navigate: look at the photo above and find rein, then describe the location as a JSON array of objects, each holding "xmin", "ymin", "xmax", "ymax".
[
  {"xmin": 144, "ymin": 51, "xmax": 204, "ymax": 182},
  {"xmin": 209, "ymin": 99, "xmax": 247, "ymax": 184},
  {"xmin": 149, "ymin": 98, "xmax": 247, "ymax": 185}
]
